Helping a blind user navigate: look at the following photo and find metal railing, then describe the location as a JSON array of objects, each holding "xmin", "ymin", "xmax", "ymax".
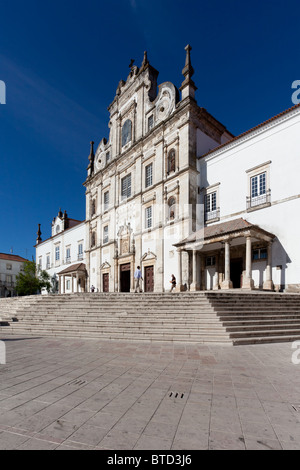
[{"xmin": 247, "ymin": 189, "xmax": 271, "ymax": 209}]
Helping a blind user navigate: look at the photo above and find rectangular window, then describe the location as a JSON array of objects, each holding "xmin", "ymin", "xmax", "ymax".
[
  {"xmin": 38, "ymin": 258, "xmax": 42, "ymax": 268},
  {"xmin": 103, "ymin": 225, "xmax": 109, "ymax": 244},
  {"xmin": 46, "ymin": 255, "xmax": 50, "ymax": 269},
  {"xmin": 148, "ymin": 115, "xmax": 154, "ymax": 131},
  {"xmin": 6, "ymin": 275, "xmax": 12, "ymax": 285},
  {"xmin": 6, "ymin": 263, "xmax": 12, "ymax": 270},
  {"xmin": 66, "ymin": 247, "xmax": 71, "ymax": 263},
  {"xmin": 145, "ymin": 163, "xmax": 153, "ymax": 188},
  {"xmin": 106, "ymin": 151, "xmax": 110, "ymax": 163},
  {"xmin": 78, "ymin": 243, "xmax": 83, "ymax": 260},
  {"xmin": 250, "ymin": 172, "xmax": 267, "ymax": 207},
  {"xmin": 121, "ymin": 174, "xmax": 131, "ymax": 200},
  {"xmin": 204, "ymin": 192, "xmax": 218, "ymax": 221},
  {"xmin": 205, "ymin": 256, "xmax": 216, "ymax": 267},
  {"xmin": 66, "ymin": 280, "xmax": 70, "ymax": 290},
  {"xmin": 104, "ymin": 191, "xmax": 109, "ymax": 211},
  {"xmin": 145, "ymin": 206, "xmax": 152, "ymax": 229},
  {"xmin": 55, "ymin": 246, "xmax": 60, "ymax": 261},
  {"xmin": 252, "ymin": 248, "xmax": 268, "ymax": 260}
]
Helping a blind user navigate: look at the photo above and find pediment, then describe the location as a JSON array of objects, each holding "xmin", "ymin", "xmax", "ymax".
[
  {"xmin": 141, "ymin": 249, "xmax": 157, "ymax": 261},
  {"xmin": 100, "ymin": 261, "xmax": 111, "ymax": 269}
]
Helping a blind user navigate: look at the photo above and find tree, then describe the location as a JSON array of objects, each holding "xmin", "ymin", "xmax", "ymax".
[{"xmin": 16, "ymin": 260, "xmax": 51, "ymax": 296}]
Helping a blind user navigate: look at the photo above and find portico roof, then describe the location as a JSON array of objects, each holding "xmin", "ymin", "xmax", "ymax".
[
  {"xmin": 58, "ymin": 263, "xmax": 87, "ymax": 275},
  {"xmin": 174, "ymin": 218, "xmax": 275, "ymax": 249}
]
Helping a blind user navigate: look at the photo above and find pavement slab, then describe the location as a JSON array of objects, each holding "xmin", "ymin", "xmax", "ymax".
[{"xmin": 0, "ymin": 334, "xmax": 300, "ymax": 450}]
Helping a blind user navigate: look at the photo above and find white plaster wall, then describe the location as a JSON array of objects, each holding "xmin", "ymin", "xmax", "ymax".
[
  {"xmin": 201, "ymin": 110, "xmax": 300, "ymax": 287},
  {"xmin": 36, "ymin": 222, "xmax": 86, "ymax": 287}
]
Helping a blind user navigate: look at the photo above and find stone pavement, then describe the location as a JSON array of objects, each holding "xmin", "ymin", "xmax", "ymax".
[{"xmin": 0, "ymin": 334, "xmax": 300, "ymax": 450}]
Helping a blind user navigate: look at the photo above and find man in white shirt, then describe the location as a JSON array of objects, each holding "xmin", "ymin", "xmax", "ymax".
[{"xmin": 134, "ymin": 266, "xmax": 143, "ymax": 293}]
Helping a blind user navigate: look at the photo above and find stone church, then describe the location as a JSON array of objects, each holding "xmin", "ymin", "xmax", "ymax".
[{"xmin": 36, "ymin": 46, "xmax": 300, "ymax": 294}]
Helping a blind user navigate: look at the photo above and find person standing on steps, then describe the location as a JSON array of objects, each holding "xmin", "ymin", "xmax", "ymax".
[
  {"xmin": 90, "ymin": 285, "xmax": 95, "ymax": 293},
  {"xmin": 134, "ymin": 266, "xmax": 143, "ymax": 293},
  {"xmin": 170, "ymin": 274, "xmax": 176, "ymax": 292}
]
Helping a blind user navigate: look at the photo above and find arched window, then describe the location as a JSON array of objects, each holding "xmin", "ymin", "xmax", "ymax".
[
  {"xmin": 167, "ymin": 149, "xmax": 176, "ymax": 174},
  {"xmin": 168, "ymin": 197, "xmax": 176, "ymax": 220},
  {"xmin": 91, "ymin": 199, "xmax": 96, "ymax": 217},
  {"xmin": 91, "ymin": 231, "xmax": 96, "ymax": 248},
  {"xmin": 122, "ymin": 119, "xmax": 132, "ymax": 147}
]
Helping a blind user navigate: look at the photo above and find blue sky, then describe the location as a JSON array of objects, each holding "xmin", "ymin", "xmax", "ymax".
[{"xmin": 0, "ymin": 0, "xmax": 299, "ymax": 260}]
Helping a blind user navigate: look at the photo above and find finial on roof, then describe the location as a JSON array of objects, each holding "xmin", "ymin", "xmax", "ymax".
[
  {"xmin": 36, "ymin": 223, "xmax": 42, "ymax": 244},
  {"xmin": 142, "ymin": 51, "xmax": 148, "ymax": 66},
  {"xmin": 182, "ymin": 44, "xmax": 194, "ymax": 78},
  {"xmin": 87, "ymin": 141, "xmax": 95, "ymax": 175},
  {"xmin": 129, "ymin": 58, "xmax": 135, "ymax": 68},
  {"xmin": 180, "ymin": 44, "xmax": 197, "ymax": 100},
  {"xmin": 89, "ymin": 141, "xmax": 94, "ymax": 160},
  {"xmin": 58, "ymin": 208, "xmax": 63, "ymax": 218}
]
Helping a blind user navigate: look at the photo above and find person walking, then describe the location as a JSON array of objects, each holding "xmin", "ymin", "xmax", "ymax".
[
  {"xmin": 170, "ymin": 274, "xmax": 176, "ymax": 292},
  {"xmin": 134, "ymin": 266, "xmax": 143, "ymax": 293}
]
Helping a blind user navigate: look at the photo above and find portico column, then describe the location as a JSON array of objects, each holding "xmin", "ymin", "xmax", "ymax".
[
  {"xmin": 242, "ymin": 236, "xmax": 254, "ymax": 289},
  {"xmin": 213, "ymin": 253, "xmax": 220, "ymax": 290},
  {"xmin": 263, "ymin": 242, "xmax": 274, "ymax": 290},
  {"xmin": 221, "ymin": 240, "xmax": 233, "ymax": 289},
  {"xmin": 176, "ymin": 249, "xmax": 185, "ymax": 292},
  {"xmin": 190, "ymin": 250, "xmax": 200, "ymax": 291},
  {"xmin": 62, "ymin": 275, "xmax": 65, "ymax": 294}
]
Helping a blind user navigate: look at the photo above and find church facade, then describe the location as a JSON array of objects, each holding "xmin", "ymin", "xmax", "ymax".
[{"xmin": 35, "ymin": 46, "xmax": 300, "ymax": 293}]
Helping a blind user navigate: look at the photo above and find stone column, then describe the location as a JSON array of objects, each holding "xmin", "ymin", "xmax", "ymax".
[
  {"xmin": 61, "ymin": 275, "xmax": 65, "ymax": 294},
  {"xmin": 242, "ymin": 236, "xmax": 254, "ymax": 289},
  {"xmin": 263, "ymin": 242, "xmax": 274, "ymax": 290},
  {"xmin": 190, "ymin": 250, "xmax": 200, "ymax": 291},
  {"xmin": 221, "ymin": 240, "xmax": 233, "ymax": 289},
  {"xmin": 175, "ymin": 249, "xmax": 185, "ymax": 291},
  {"xmin": 213, "ymin": 253, "xmax": 220, "ymax": 290}
]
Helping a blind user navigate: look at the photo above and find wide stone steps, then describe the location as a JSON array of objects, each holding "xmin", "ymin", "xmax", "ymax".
[
  {"xmin": 1, "ymin": 292, "xmax": 300, "ymax": 345},
  {"xmin": 1, "ymin": 326, "xmax": 231, "ymax": 344}
]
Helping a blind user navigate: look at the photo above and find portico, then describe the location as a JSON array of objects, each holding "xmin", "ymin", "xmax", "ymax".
[
  {"xmin": 58, "ymin": 263, "xmax": 87, "ymax": 294},
  {"xmin": 174, "ymin": 218, "xmax": 275, "ymax": 291}
]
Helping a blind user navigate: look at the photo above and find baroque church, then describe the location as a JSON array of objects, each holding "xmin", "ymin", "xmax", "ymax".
[{"xmin": 35, "ymin": 46, "xmax": 300, "ymax": 294}]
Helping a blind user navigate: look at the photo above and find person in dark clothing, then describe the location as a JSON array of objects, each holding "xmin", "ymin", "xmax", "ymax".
[{"xmin": 170, "ymin": 274, "xmax": 176, "ymax": 292}]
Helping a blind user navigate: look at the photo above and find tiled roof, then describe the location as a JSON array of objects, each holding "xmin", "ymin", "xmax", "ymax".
[
  {"xmin": 58, "ymin": 263, "xmax": 86, "ymax": 275},
  {"xmin": 175, "ymin": 218, "xmax": 275, "ymax": 246},
  {"xmin": 200, "ymin": 103, "xmax": 300, "ymax": 159},
  {"xmin": 0, "ymin": 253, "xmax": 28, "ymax": 262}
]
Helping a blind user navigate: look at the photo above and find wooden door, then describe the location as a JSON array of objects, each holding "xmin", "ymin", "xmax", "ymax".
[
  {"xmin": 103, "ymin": 273, "xmax": 109, "ymax": 292},
  {"xmin": 144, "ymin": 265, "xmax": 154, "ymax": 292}
]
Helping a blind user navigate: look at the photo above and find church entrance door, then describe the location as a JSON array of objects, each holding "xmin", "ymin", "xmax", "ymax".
[
  {"xmin": 103, "ymin": 273, "xmax": 109, "ymax": 292},
  {"xmin": 144, "ymin": 265, "xmax": 154, "ymax": 292},
  {"xmin": 120, "ymin": 263, "xmax": 131, "ymax": 292}
]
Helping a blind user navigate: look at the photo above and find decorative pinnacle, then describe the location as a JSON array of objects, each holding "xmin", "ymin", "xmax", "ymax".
[
  {"xmin": 180, "ymin": 44, "xmax": 197, "ymax": 97},
  {"xmin": 89, "ymin": 141, "xmax": 94, "ymax": 161},
  {"xmin": 142, "ymin": 51, "xmax": 148, "ymax": 66},
  {"xmin": 182, "ymin": 44, "xmax": 194, "ymax": 79},
  {"xmin": 36, "ymin": 223, "xmax": 42, "ymax": 243}
]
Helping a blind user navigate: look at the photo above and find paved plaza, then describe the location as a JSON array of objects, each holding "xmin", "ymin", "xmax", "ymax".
[{"xmin": 0, "ymin": 334, "xmax": 300, "ymax": 450}]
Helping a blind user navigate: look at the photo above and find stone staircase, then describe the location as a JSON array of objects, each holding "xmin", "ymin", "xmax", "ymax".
[
  {"xmin": 0, "ymin": 293, "xmax": 231, "ymax": 344},
  {"xmin": 206, "ymin": 291, "xmax": 300, "ymax": 345},
  {"xmin": 1, "ymin": 292, "xmax": 300, "ymax": 345}
]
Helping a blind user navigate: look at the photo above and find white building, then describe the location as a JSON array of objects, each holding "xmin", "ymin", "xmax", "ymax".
[
  {"xmin": 0, "ymin": 253, "xmax": 28, "ymax": 297},
  {"xmin": 35, "ymin": 209, "xmax": 86, "ymax": 294},
  {"xmin": 36, "ymin": 46, "xmax": 300, "ymax": 293},
  {"xmin": 176, "ymin": 104, "xmax": 300, "ymax": 292}
]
